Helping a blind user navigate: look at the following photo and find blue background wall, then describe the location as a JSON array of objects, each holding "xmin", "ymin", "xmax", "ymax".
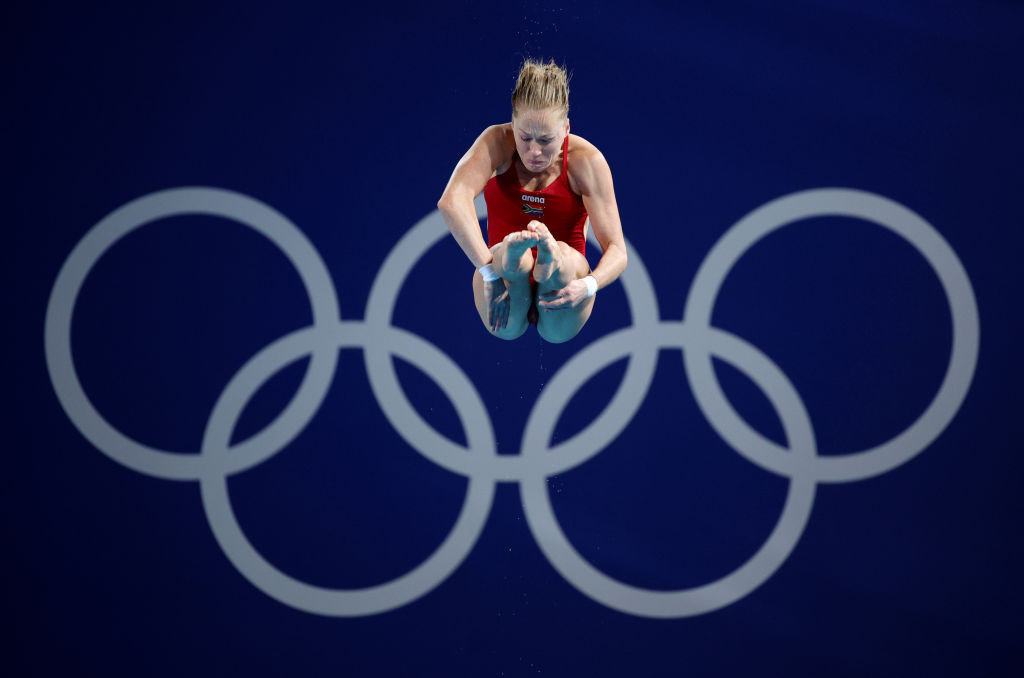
[{"xmin": 5, "ymin": 1, "xmax": 1023, "ymax": 675}]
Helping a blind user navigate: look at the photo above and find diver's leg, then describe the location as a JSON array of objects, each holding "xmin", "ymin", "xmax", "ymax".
[
  {"xmin": 473, "ymin": 231, "xmax": 537, "ymax": 340},
  {"xmin": 530, "ymin": 222, "xmax": 595, "ymax": 343}
]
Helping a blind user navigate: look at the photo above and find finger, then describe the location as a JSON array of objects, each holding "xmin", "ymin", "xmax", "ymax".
[
  {"xmin": 491, "ymin": 300, "xmax": 501, "ymax": 330},
  {"xmin": 491, "ymin": 298, "xmax": 502, "ymax": 329},
  {"xmin": 538, "ymin": 291, "xmax": 564, "ymax": 303},
  {"xmin": 552, "ymin": 295, "xmax": 576, "ymax": 309}
]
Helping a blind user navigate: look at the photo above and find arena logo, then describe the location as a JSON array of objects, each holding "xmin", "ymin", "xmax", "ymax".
[
  {"xmin": 521, "ymin": 194, "xmax": 545, "ymax": 203},
  {"xmin": 44, "ymin": 187, "xmax": 979, "ymax": 618}
]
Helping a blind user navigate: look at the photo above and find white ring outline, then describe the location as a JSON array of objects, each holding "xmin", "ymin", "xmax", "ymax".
[
  {"xmin": 361, "ymin": 196, "xmax": 664, "ymax": 482},
  {"xmin": 520, "ymin": 324, "xmax": 817, "ymax": 617},
  {"xmin": 199, "ymin": 323, "xmax": 495, "ymax": 616},
  {"xmin": 43, "ymin": 187, "xmax": 340, "ymax": 480},
  {"xmin": 683, "ymin": 189, "xmax": 980, "ymax": 482}
]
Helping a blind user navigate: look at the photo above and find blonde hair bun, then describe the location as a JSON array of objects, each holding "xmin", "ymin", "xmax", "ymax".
[{"xmin": 512, "ymin": 58, "xmax": 570, "ymax": 119}]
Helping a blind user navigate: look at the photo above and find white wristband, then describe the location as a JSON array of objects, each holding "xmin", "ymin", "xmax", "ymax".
[
  {"xmin": 478, "ymin": 263, "xmax": 500, "ymax": 282},
  {"xmin": 582, "ymin": 275, "xmax": 598, "ymax": 298}
]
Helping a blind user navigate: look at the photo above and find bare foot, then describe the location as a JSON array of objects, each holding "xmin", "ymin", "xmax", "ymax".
[
  {"xmin": 499, "ymin": 230, "xmax": 538, "ymax": 276},
  {"xmin": 528, "ymin": 221, "xmax": 561, "ymax": 284}
]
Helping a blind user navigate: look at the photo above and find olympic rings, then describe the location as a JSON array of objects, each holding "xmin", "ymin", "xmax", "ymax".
[{"xmin": 44, "ymin": 187, "xmax": 980, "ymax": 617}]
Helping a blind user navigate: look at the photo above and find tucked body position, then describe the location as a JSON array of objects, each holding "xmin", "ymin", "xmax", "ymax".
[{"xmin": 438, "ymin": 59, "xmax": 628, "ymax": 343}]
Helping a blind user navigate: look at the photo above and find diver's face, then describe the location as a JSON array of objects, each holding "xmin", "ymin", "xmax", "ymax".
[{"xmin": 512, "ymin": 108, "xmax": 568, "ymax": 172}]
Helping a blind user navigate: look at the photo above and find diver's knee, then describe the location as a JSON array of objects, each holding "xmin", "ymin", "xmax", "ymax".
[
  {"xmin": 536, "ymin": 320, "xmax": 578, "ymax": 344},
  {"xmin": 557, "ymin": 241, "xmax": 589, "ymax": 277},
  {"xmin": 489, "ymin": 321, "xmax": 529, "ymax": 341}
]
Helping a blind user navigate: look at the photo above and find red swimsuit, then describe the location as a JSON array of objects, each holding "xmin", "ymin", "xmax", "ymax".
[{"xmin": 484, "ymin": 135, "xmax": 588, "ymax": 256}]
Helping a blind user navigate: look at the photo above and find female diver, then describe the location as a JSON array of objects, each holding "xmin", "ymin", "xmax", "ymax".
[{"xmin": 438, "ymin": 59, "xmax": 627, "ymax": 343}]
